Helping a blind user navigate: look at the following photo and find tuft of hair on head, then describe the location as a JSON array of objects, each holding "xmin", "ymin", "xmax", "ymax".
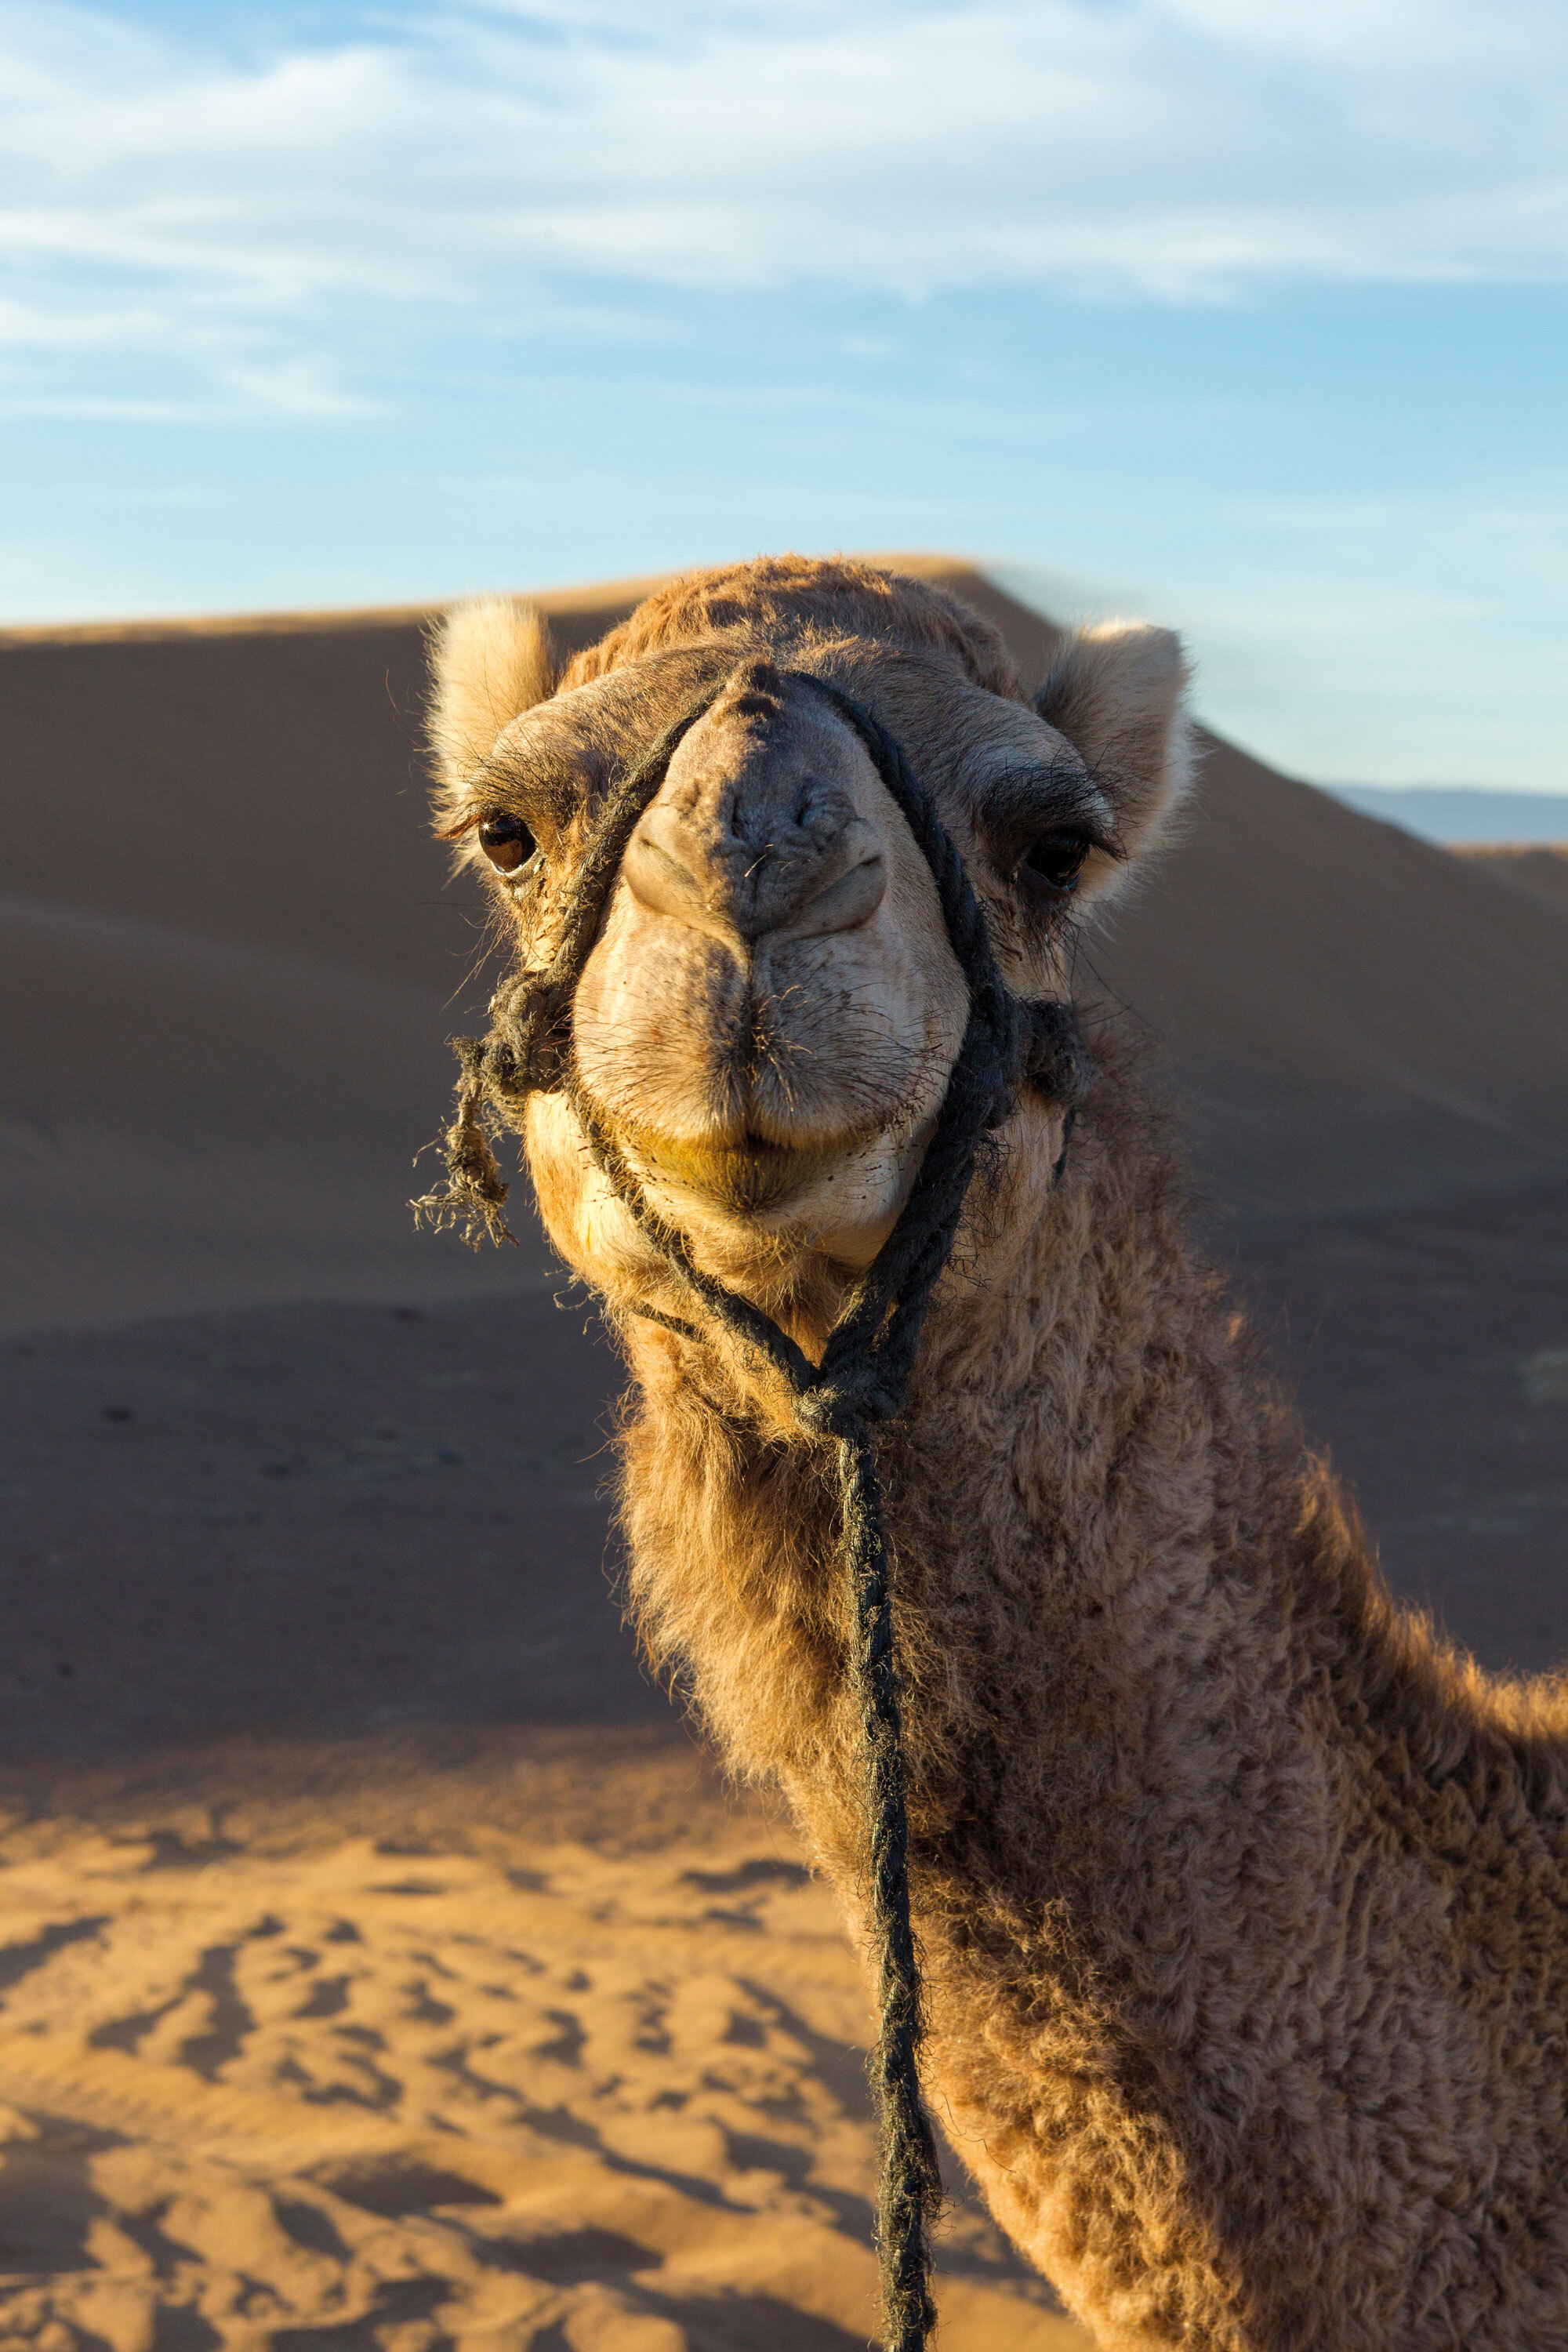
[
  {"xmin": 1035, "ymin": 622, "xmax": 1193, "ymax": 891},
  {"xmin": 426, "ymin": 597, "xmax": 558, "ymax": 812}
]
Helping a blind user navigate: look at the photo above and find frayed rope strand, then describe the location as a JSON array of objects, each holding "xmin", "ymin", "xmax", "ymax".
[{"xmin": 410, "ymin": 1036, "xmax": 518, "ymax": 1250}]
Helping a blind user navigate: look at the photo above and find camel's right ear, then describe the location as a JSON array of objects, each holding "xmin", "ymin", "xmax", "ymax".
[
  {"xmin": 1034, "ymin": 622, "xmax": 1192, "ymax": 877},
  {"xmin": 426, "ymin": 598, "xmax": 558, "ymax": 809}
]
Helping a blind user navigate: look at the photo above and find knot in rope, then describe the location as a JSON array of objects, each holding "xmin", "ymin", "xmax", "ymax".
[
  {"xmin": 413, "ymin": 664, "xmax": 1094, "ymax": 2350},
  {"xmin": 488, "ymin": 978, "xmax": 573, "ymax": 1099},
  {"xmin": 793, "ymin": 1377, "xmax": 891, "ymax": 1442}
]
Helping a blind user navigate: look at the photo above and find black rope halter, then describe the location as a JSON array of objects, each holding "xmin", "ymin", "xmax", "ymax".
[{"xmin": 414, "ymin": 666, "xmax": 1094, "ymax": 2350}]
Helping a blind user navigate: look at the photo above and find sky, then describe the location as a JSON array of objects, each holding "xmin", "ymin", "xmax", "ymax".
[{"xmin": 2, "ymin": 0, "xmax": 1566, "ymax": 789}]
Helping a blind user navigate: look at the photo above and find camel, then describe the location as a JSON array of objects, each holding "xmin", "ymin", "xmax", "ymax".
[{"xmin": 423, "ymin": 557, "xmax": 1568, "ymax": 2350}]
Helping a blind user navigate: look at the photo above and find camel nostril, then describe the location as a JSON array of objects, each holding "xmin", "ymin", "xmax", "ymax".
[
  {"xmin": 784, "ymin": 853, "xmax": 886, "ymax": 940},
  {"xmin": 624, "ymin": 829, "xmax": 710, "ymax": 927}
]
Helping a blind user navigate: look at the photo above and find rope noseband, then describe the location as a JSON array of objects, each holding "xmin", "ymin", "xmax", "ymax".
[{"xmin": 414, "ymin": 669, "xmax": 1094, "ymax": 2350}]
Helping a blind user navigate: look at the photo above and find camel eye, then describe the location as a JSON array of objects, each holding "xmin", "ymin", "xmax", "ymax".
[
  {"xmin": 477, "ymin": 811, "xmax": 537, "ymax": 874},
  {"xmin": 1021, "ymin": 834, "xmax": 1091, "ymax": 895}
]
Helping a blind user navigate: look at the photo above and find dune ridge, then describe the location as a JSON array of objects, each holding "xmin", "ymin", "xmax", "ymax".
[{"xmin": 1457, "ymin": 843, "xmax": 1568, "ymax": 911}]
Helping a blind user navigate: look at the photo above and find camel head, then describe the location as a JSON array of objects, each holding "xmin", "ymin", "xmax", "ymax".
[{"xmin": 428, "ymin": 558, "xmax": 1189, "ymax": 1338}]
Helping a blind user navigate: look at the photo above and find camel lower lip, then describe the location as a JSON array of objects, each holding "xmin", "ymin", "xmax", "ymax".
[{"xmin": 622, "ymin": 1130, "xmax": 833, "ymax": 1213}]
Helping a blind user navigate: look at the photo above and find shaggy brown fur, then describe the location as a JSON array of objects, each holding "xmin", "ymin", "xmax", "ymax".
[{"xmin": 429, "ymin": 557, "xmax": 1568, "ymax": 2350}]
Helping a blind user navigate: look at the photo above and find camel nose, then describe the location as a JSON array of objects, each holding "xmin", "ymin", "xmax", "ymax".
[{"xmin": 623, "ymin": 665, "xmax": 887, "ymax": 947}]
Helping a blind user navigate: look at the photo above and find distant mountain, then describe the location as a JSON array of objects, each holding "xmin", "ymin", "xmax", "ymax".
[{"xmin": 1321, "ymin": 786, "xmax": 1568, "ymax": 845}]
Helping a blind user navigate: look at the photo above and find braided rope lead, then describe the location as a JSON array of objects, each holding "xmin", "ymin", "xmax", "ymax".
[
  {"xmin": 838, "ymin": 1416, "xmax": 942, "ymax": 2350},
  {"xmin": 413, "ymin": 666, "xmax": 1094, "ymax": 2349}
]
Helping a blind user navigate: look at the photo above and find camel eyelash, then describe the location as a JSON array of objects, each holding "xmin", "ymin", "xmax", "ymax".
[{"xmin": 982, "ymin": 771, "xmax": 1123, "ymax": 872}]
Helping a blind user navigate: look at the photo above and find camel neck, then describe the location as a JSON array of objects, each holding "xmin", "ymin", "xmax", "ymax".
[
  {"xmin": 617, "ymin": 1070, "xmax": 1563, "ymax": 1865},
  {"xmin": 612, "ymin": 1070, "xmax": 1568, "ymax": 2347},
  {"xmin": 615, "ymin": 1073, "xmax": 1325, "ymax": 1848}
]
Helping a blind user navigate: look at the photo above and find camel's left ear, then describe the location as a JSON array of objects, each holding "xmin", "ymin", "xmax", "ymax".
[
  {"xmin": 1034, "ymin": 622, "xmax": 1192, "ymax": 872},
  {"xmin": 426, "ymin": 597, "xmax": 558, "ymax": 821}
]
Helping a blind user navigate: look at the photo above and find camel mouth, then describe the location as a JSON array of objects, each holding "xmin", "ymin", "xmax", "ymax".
[{"xmin": 617, "ymin": 1125, "xmax": 838, "ymax": 1214}]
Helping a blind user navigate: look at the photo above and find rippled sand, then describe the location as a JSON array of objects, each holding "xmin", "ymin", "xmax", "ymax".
[{"xmin": 0, "ymin": 1734, "xmax": 1085, "ymax": 2349}]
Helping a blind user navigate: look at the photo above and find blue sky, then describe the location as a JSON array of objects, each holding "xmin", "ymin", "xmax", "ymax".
[{"xmin": 2, "ymin": 0, "xmax": 1565, "ymax": 789}]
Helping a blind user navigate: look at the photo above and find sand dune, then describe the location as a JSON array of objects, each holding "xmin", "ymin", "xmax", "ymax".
[
  {"xmin": 1090, "ymin": 736, "xmax": 1568, "ymax": 1216},
  {"xmin": 5, "ymin": 561, "xmax": 1566, "ymax": 1337},
  {"xmin": 1, "ymin": 592, "xmax": 659, "ymax": 1332},
  {"xmin": 0, "ymin": 893, "xmax": 534, "ymax": 1330}
]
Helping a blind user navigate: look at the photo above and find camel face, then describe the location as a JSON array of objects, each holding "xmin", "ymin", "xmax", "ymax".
[
  {"xmin": 573, "ymin": 660, "xmax": 962, "ymax": 1263},
  {"xmin": 573, "ymin": 652, "xmax": 1115, "ymax": 1269},
  {"xmin": 430, "ymin": 561, "xmax": 1189, "ymax": 1300}
]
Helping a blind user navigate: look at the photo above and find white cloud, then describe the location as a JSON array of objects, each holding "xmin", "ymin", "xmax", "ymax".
[{"xmin": 2, "ymin": 0, "xmax": 1566, "ymax": 409}]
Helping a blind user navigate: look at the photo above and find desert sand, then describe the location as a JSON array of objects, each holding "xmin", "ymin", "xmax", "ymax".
[
  {"xmin": 2, "ymin": 564, "xmax": 1566, "ymax": 2348},
  {"xmin": 0, "ymin": 1728, "xmax": 1085, "ymax": 2350}
]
